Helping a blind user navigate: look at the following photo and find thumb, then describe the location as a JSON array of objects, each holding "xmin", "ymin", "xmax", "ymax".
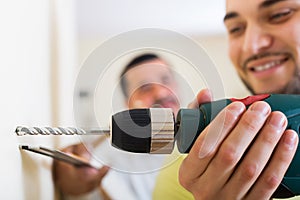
[
  {"xmin": 188, "ymin": 89, "xmax": 213, "ymax": 108},
  {"xmin": 87, "ymin": 166, "xmax": 110, "ymax": 185},
  {"xmin": 97, "ymin": 166, "xmax": 110, "ymax": 181}
]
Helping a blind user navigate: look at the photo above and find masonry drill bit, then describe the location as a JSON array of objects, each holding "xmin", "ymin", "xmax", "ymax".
[{"xmin": 15, "ymin": 126, "xmax": 110, "ymax": 136}]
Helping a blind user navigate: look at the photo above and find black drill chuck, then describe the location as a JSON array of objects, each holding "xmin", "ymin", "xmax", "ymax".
[{"xmin": 111, "ymin": 108, "xmax": 175, "ymax": 154}]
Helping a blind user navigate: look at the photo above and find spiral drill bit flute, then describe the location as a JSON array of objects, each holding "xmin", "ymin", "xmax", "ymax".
[
  {"xmin": 15, "ymin": 126, "xmax": 110, "ymax": 136},
  {"xmin": 16, "ymin": 94, "xmax": 300, "ymax": 198}
]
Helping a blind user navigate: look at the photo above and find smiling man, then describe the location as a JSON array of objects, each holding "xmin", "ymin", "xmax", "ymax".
[
  {"xmin": 177, "ymin": 0, "xmax": 300, "ymax": 199},
  {"xmin": 154, "ymin": 0, "xmax": 300, "ymax": 199},
  {"xmin": 224, "ymin": 0, "xmax": 300, "ymax": 95},
  {"xmin": 53, "ymin": 53, "xmax": 182, "ymax": 200}
]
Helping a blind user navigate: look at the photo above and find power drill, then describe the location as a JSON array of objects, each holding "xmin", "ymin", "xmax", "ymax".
[
  {"xmin": 110, "ymin": 94, "xmax": 300, "ymax": 198},
  {"xmin": 16, "ymin": 94, "xmax": 300, "ymax": 198}
]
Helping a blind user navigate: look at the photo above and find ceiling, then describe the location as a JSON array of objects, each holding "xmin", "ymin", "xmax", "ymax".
[{"xmin": 75, "ymin": 0, "xmax": 227, "ymax": 38}]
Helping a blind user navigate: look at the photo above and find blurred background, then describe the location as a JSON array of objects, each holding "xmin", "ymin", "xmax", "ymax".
[{"xmin": 0, "ymin": 0, "xmax": 249, "ymax": 199}]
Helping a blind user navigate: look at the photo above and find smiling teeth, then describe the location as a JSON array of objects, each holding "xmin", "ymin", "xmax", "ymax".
[{"xmin": 253, "ymin": 61, "xmax": 281, "ymax": 72}]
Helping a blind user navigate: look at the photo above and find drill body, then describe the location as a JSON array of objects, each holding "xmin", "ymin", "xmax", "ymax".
[{"xmin": 176, "ymin": 94, "xmax": 300, "ymax": 198}]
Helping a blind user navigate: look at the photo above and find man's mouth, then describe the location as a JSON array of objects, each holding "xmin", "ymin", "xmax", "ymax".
[
  {"xmin": 152, "ymin": 102, "xmax": 175, "ymax": 108},
  {"xmin": 152, "ymin": 98, "xmax": 178, "ymax": 109},
  {"xmin": 248, "ymin": 57, "xmax": 289, "ymax": 72}
]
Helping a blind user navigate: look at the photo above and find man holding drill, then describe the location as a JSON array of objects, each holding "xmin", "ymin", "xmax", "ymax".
[{"xmin": 156, "ymin": 0, "xmax": 300, "ymax": 199}]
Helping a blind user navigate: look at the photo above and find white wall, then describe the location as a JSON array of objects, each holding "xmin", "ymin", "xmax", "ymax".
[
  {"xmin": 0, "ymin": 0, "xmax": 78, "ymax": 199},
  {"xmin": 0, "ymin": 0, "xmax": 54, "ymax": 199}
]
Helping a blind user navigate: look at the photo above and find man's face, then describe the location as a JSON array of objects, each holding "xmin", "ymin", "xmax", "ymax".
[
  {"xmin": 124, "ymin": 59, "xmax": 180, "ymax": 115},
  {"xmin": 224, "ymin": 0, "xmax": 300, "ymax": 94}
]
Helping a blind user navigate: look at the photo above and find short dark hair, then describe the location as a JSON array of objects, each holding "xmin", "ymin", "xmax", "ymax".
[{"xmin": 120, "ymin": 53, "xmax": 161, "ymax": 98}]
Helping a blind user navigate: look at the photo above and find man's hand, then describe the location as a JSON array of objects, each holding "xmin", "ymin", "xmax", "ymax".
[
  {"xmin": 52, "ymin": 143, "xmax": 110, "ymax": 196},
  {"xmin": 179, "ymin": 89, "xmax": 298, "ymax": 199}
]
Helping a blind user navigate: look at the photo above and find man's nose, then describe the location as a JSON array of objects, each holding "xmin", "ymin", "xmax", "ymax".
[
  {"xmin": 153, "ymin": 84, "xmax": 171, "ymax": 98},
  {"xmin": 242, "ymin": 23, "xmax": 273, "ymax": 54}
]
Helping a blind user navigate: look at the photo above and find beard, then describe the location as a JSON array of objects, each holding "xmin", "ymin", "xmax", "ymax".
[
  {"xmin": 283, "ymin": 67, "xmax": 300, "ymax": 94},
  {"xmin": 240, "ymin": 67, "xmax": 300, "ymax": 95}
]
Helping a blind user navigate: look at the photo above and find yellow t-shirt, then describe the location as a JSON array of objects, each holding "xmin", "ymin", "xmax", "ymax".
[
  {"xmin": 153, "ymin": 154, "xmax": 300, "ymax": 200},
  {"xmin": 153, "ymin": 155, "xmax": 193, "ymax": 200}
]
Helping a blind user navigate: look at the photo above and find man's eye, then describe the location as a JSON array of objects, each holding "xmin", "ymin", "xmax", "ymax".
[
  {"xmin": 230, "ymin": 27, "xmax": 241, "ymax": 33},
  {"xmin": 269, "ymin": 10, "xmax": 293, "ymax": 23},
  {"xmin": 162, "ymin": 76, "xmax": 172, "ymax": 85},
  {"xmin": 228, "ymin": 25, "xmax": 244, "ymax": 36},
  {"xmin": 139, "ymin": 84, "xmax": 152, "ymax": 92}
]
